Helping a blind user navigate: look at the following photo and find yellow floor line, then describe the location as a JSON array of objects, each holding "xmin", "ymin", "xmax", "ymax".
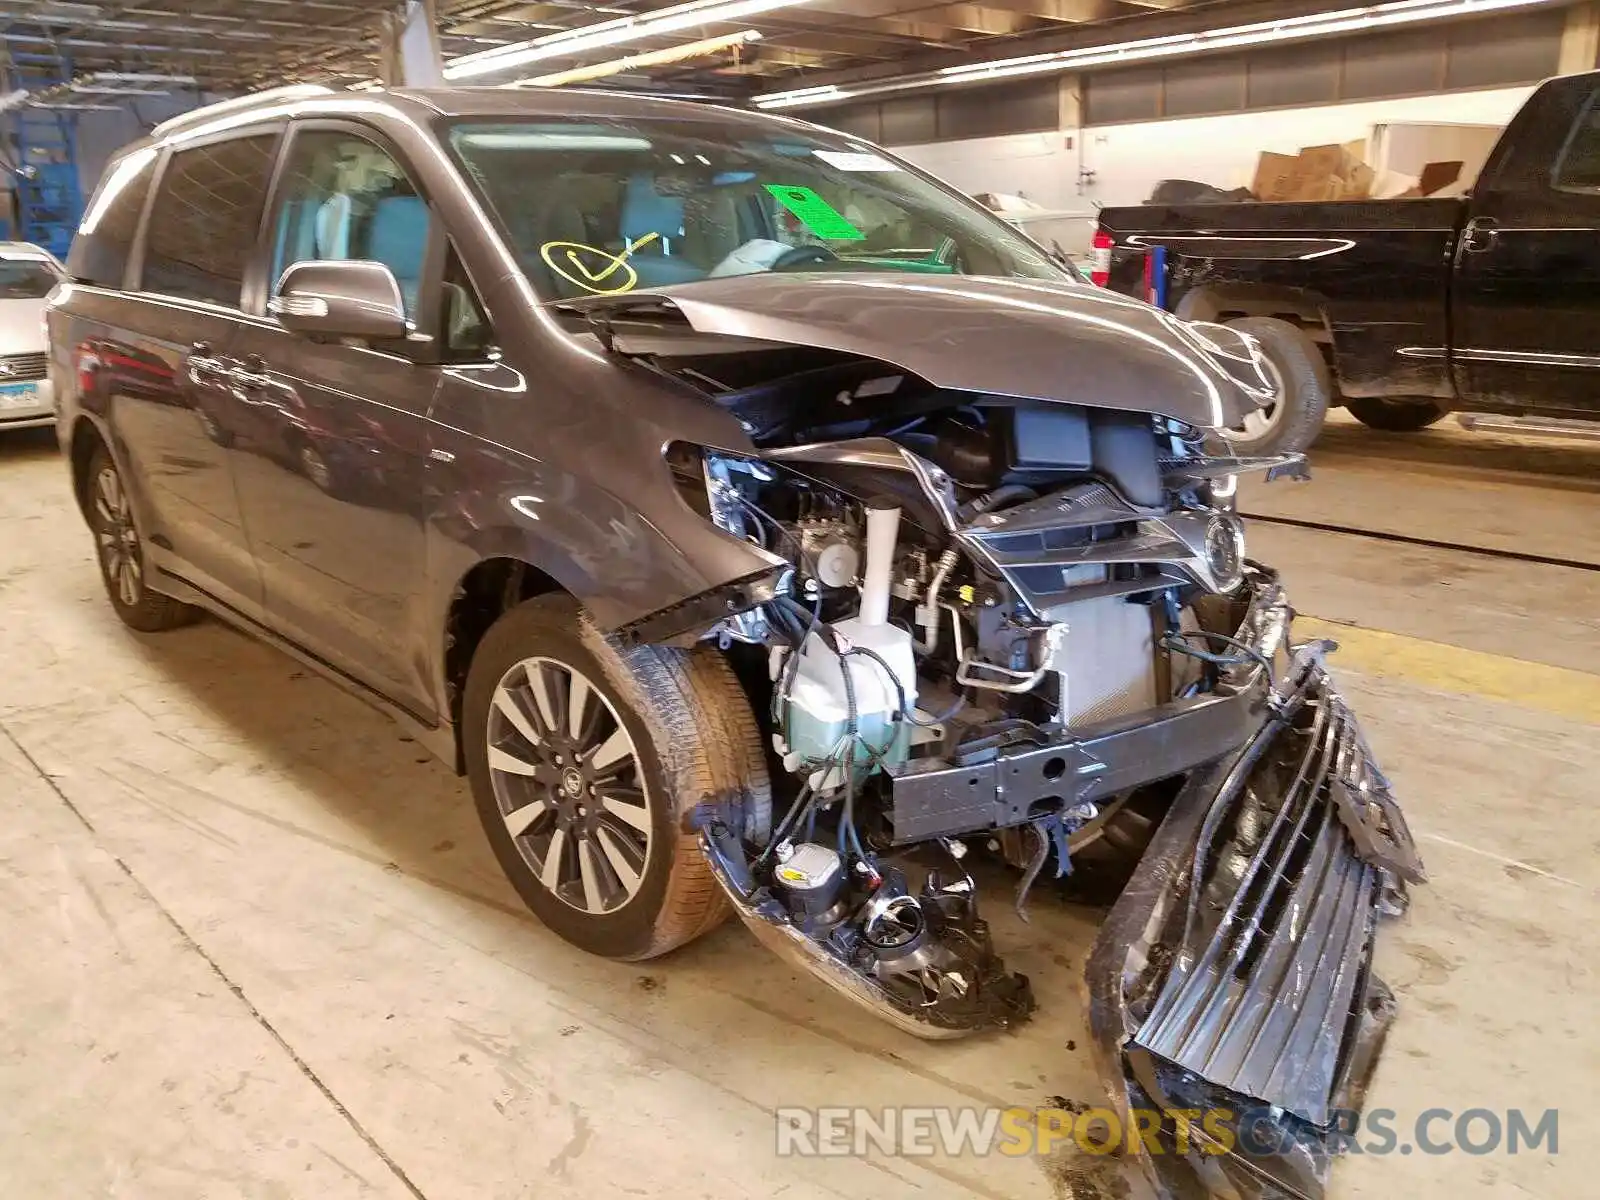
[{"xmin": 1297, "ymin": 616, "xmax": 1600, "ymax": 726}]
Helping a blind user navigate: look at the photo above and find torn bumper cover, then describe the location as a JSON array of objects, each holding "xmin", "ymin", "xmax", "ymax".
[{"xmin": 1087, "ymin": 639, "xmax": 1424, "ymax": 1200}]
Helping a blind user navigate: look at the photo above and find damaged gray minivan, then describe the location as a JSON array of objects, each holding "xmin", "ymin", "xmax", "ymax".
[{"xmin": 51, "ymin": 83, "xmax": 1423, "ymax": 1198}]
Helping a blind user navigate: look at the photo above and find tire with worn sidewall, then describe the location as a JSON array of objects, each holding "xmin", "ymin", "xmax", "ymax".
[
  {"xmin": 1346, "ymin": 396, "xmax": 1448, "ymax": 432},
  {"xmin": 1225, "ymin": 316, "xmax": 1333, "ymax": 456},
  {"xmin": 462, "ymin": 594, "xmax": 770, "ymax": 961},
  {"xmin": 85, "ymin": 442, "xmax": 200, "ymax": 633}
]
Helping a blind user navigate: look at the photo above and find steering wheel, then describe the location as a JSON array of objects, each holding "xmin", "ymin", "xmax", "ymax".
[{"xmin": 770, "ymin": 243, "xmax": 840, "ymax": 272}]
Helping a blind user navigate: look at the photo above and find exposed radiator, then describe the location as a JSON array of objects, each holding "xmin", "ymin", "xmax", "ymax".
[{"xmin": 1048, "ymin": 566, "xmax": 1157, "ymax": 726}]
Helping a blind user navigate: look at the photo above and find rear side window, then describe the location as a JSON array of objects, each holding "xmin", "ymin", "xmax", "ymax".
[
  {"xmin": 1553, "ymin": 89, "xmax": 1600, "ymax": 193},
  {"xmin": 67, "ymin": 147, "xmax": 157, "ymax": 287},
  {"xmin": 140, "ymin": 134, "xmax": 278, "ymax": 307}
]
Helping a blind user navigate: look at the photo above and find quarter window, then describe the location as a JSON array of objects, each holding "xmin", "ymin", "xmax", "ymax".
[
  {"xmin": 67, "ymin": 147, "xmax": 157, "ymax": 287},
  {"xmin": 270, "ymin": 130, "xmax": 433, "ymax": 318},
  {"xmin": 141, "ymin": 135, "xmax": 277, "ymax": 306}
]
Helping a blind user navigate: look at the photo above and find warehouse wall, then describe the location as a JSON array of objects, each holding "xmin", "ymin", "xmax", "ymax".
[
  {"xmin": 813, "ymin": 4, "xmax": 1583, "ymax": 217},
  {"xmin": 892, "ymin": 85, "xmax": 1536, "ymax": 213}
]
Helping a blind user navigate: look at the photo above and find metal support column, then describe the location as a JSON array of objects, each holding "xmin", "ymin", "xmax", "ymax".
[
  {"xmin": 378, "ymin": 0, "xmax": 445, "ymax": 88},
  {"xmin": 1559, "ymin": 0, "xmax": 1600, "ymax": 74}
]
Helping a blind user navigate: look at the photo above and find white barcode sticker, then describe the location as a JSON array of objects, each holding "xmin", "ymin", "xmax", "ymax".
[{"xmin": 813, "ymin": 150, "xmax": 900, "ymax": 172}]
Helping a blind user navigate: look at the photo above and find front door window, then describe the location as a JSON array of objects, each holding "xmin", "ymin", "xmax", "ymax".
[{"xmin": 270, "ymin": 130, "xmax": 432, "ymax": 318}]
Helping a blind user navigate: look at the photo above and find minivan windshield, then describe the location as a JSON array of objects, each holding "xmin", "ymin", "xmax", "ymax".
[
  {"xmin": 447, "ymin": 118, "xmax": 1075, "ymax": 301},
  {"xmin": 0, "ymin": 253, "xmax": 61, "ymax": 300}
]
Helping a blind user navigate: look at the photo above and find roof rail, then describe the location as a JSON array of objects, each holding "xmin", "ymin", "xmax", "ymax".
[{"xmin": 150, "ymin": 83, "xmax": 337, "ymax": 140}]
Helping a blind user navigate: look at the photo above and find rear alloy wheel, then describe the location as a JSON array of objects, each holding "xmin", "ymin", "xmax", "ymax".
[
  {"xmin": 299, "ymin": 442, "xmax": 336, "ymax": 494},
  {"xmin": 1222, "ymin": 316, "xmax": 1333, "ymax": 456},
  {"xmin": 463, "ymin": 595, "xmax": 769, "ymax": 960},
  {"xmin": 1346, "ymin": 396, "xmax": 1448, "ymax": 433},
  {"xmin": 85, "ymin": 443, "xmax": 198, "ymax": 633}
]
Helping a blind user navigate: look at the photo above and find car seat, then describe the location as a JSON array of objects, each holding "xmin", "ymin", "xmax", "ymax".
[
  {"xmin": 619, "ymin": 173, "xmax": 703, "ymax": 287},
  {"xmin": 367, "ymin": 194, "xmax": 429, "ymax": 315}
]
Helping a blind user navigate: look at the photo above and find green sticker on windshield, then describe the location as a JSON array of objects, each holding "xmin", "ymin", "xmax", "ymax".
[{"xmin": 763, "ymin": 184, "xmax": 866, "ymax": 241}]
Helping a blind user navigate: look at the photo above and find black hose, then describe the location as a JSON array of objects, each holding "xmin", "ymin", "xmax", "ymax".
[
  {"xmin": 1162, "ymin": 629, "xmax": 1275, "ymax": 687},
  {"xmin": 843, "ymin": 644, "xmax": 965, "ymax": 729}
]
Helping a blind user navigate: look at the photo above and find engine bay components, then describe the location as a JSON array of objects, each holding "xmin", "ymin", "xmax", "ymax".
[
  {"xmin": 571, "ymin": 278, "xmax": 1412, "ymax": 1197},
  {"xmin": 673, "ymin": 398, "xmax": 1354, "ymax": 1046},
  {"xmin": 774, "ymin": 503, "xmax": 919, "ymax": 788},
  {"xmin": 772, "ymin": 842, "xmax": 848, "ymax": 926},
  {"xmin": 699, "ymin": 824, "xmax": 1035, "ymax": 1038}
]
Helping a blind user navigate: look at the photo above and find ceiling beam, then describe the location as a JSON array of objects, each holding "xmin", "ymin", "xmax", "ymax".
[
  {"xmin": 747, "ymin": 0, "xmax": 1347, "ymax": 90},
  {"xmin": 899, "ymin": 5, "xmax": 1033, "ymax": 36},
  {"xmin": 968, "ymin": 0, "xmax": 1126, "ymax": 21}
]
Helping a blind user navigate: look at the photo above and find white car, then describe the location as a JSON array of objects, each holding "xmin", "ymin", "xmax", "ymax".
[{"xmin": 0, "ymin": 241, "xmax": 64, "ymax": 432}]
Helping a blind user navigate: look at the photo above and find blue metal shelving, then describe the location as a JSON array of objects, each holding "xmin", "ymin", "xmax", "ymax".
[{"xmin": 3, "ymin": 43, "xmax": 84, "ymax": 257}]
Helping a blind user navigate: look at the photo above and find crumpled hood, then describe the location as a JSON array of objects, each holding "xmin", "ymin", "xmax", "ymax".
[{"xmin": 562, "ymin": 272, "xmax": 1271, "ymax": 430}]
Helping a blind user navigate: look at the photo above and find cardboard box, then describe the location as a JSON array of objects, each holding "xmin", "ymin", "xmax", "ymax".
[
  {"xmin": 1251, "ymin": 139, "xmax": 1375, "ymax": 201},
  {"xmin": 1344, "ymin": 161, "xmax": 1375, "ymax": 199},
  {"xmin": 1251, "ymin": 151, "xmax": 1300, "ymax": 201},
  {"xmin": 1372, "ymin": 169, "xmax": 1421, "ymax": 199},
  {"xmin": 1293, "ymin": 141, "xmax": 1366, "ymax": 180},
  {"xmin": 1417, "ymin": 160, "xmax": 1464, "ymax": 195}
]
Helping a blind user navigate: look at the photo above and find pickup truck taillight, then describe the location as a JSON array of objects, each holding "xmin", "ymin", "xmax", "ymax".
[{"xmin": 1089, "ymin": 230, "xmax": 1114, "ymax": 287}]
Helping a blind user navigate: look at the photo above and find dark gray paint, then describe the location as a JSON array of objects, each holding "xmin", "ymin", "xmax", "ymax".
[
  {"xmin": 566, "ymin": 273, "xmax": 1269, "ymax": 429},
  {"xmin": 52, "ymin": 84, "xmax": 1263, "ymax": 755}
]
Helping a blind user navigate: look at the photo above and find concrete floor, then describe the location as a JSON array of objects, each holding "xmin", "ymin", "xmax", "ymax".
[{"xmin": 1, "ymin": 413, "xmax": 1596, "ymax": 1199}]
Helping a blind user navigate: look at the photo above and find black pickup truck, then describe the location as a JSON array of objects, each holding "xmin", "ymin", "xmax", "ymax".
[{"xmin": 1095, "ymin": 68, "xmax": 1600, "ymax": 454}]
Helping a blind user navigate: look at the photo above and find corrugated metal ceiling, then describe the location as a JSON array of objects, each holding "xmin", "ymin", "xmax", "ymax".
[{"xmin": 0, "ymin": 0, "xmax": 1288, "ymax": 99}]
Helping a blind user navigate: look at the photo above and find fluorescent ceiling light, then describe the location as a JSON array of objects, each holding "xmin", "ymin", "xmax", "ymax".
[
  {"xmin": 755, "ymin": 0, "xmax": 1561, "ymax": 109},
  {"xmin": 508, "ymin": 29, "xmax": 762, "ymax": 88},
  {"xmin": 445, "ymin": 0, "xmax": 812, "ymax": 80}
]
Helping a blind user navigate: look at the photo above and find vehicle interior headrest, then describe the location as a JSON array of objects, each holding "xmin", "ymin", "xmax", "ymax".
[{"xmin": 620, "ymin": 173, "xmax": 684, "ymax": 246}]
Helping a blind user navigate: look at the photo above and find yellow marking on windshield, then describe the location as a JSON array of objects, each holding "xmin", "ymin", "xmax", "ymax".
[{"xmin": 539, "ymin": 232, "xmax": 660, "ymax": 296}]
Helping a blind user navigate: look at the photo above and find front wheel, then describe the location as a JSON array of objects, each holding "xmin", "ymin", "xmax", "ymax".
[
  {"xmin": 1346, "ymin": 397, "xmax": 1448, "ymax": 432},
  {"xmin": 1222, "ymin": 316, "xmax": 1333, "ymax": 456},
  {"xmin": 462, "ymin": 595, "xmax": 770, "ymax": 961}
]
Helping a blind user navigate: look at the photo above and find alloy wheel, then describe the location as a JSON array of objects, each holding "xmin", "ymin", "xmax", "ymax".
[
  {"xmin": 301, "ymin": 444, "xmax": 334, "ymax": 492},
  {"xmin": 1229, "ymin": 353, "xmax": 1286, "ymax": 442},
  {"xmin": 93, "ymin": 464, "xmax": 143, "ymax": 607},
  {"xmin": 486, "ymin": 656, "xmax": 653, "ymax": 915}
]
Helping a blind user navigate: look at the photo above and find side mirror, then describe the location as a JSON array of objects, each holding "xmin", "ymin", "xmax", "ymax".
[{"xmin": 269, "ymin": 259, "xmax": 407, "ymax": 341}]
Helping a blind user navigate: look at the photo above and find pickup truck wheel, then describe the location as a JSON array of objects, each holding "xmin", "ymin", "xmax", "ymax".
[
  {"xmin": 1346, "ymin": 397, "xmax": 1448, "ymax": 433},
  {"xmin": 1222, "ymin": 317, "xmax": 1332, "ymax": 455},
  {"xmin": 463, "ymin": 595, "xmax": 770, "ymax": 961}
]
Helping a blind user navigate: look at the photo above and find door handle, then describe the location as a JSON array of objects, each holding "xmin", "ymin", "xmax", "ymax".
[
  {"xmin": 230, "ymin": 354, "xmax": 275, "ymax": 394},
  {"xmin": 187, "ymin": 341, "xmax": 231, "ymax": 388},
  {"xmin": 1462, "ymin": 217, "xmax": 1500, "ymax": 253}
]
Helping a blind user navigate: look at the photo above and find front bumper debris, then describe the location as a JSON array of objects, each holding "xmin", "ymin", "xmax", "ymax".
[{"xmin": 1087, "ymin": 638, "xmax": 1423, "ymax": 1200}]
